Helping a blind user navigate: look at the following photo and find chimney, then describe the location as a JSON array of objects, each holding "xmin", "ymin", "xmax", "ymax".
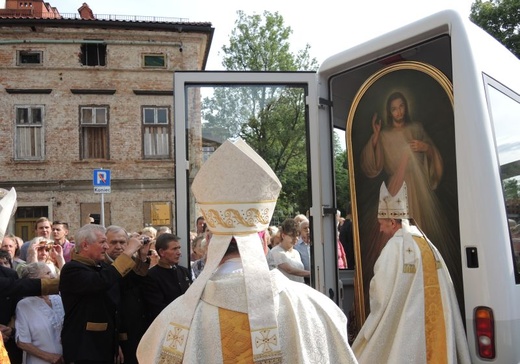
[{"xmin": 78, "ymin": 2, "xmax": 95, "ymax": 20}]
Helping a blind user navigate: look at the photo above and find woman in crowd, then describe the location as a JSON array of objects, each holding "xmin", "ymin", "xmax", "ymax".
[
  {"xmin": 22, "ymin": 237, "xmax": 65, "ymax": 277},
  {"xmin": 15, "ymin": 262, "xmax": 64, "ymax": 364},
  {"xmin": 190, "ymin": 234, "xmax": 205, "ymax": 264},
  {"xmin": 267, "ymin": 218, "xmax": 310, "ymax": 283},
  {"xmin": 192, "ymin": 227, "xmax": 212, "ymax": 279},
  {"xmin": 191, "ymin": 237, "xmax": 208, "ymax": 279}
]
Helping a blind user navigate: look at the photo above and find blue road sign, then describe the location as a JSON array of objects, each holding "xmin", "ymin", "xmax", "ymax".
[{"xmin": 93, "ymin": 169, "xmax": 111, "ymax": 193}]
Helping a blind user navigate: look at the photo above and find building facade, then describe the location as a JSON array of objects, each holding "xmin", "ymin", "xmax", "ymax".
[{"xmin": 0, "ymin": 2, "xmax": 213, "ymax": 240}]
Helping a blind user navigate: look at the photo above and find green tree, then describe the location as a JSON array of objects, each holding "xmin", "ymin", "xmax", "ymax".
[
  {"xmin": 202, "ymin": 11, "xmax": 318, "ymax": 217},
  {"xmin": 504, "ymin": 178, "xmax": 519, "ymax": 200},
  {"xmin": 333, "ymin": 132, "xmax": 350, "ymax": 217},
  {"xmin": 470, "ymin": 0, "xmax": 520, "ymax": 58}
]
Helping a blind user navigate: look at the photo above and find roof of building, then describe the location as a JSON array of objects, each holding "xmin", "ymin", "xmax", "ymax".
[
  {"xmin": 0, "ymin": 12, "xmax": 214, "ymax": 69},
  {"xmin": 0, "ymin": 13, "xmax": 213, "ymax": 31}
]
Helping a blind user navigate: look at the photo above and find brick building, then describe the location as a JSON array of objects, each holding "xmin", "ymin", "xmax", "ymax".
[{"xmin": 0, "ymin": 1, "xmax": 213, "ymax": 240}]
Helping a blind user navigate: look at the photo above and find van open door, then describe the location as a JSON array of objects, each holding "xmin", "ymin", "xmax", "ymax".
[{"xmin": 173, "ymin": 71, "xmax": 343, "ymax": 304}]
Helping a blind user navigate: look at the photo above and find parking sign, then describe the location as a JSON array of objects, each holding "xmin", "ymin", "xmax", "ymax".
[{"xmin": 93, "ymin": 169, "xmax": 111, "ymax": 193}]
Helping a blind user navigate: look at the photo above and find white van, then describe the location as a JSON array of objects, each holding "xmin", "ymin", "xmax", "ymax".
[{"xmin": 173, "ymin": 9, "xmax": 520, "ymax": 363}]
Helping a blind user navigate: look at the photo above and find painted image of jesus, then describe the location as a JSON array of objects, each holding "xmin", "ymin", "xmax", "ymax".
[
  {"xmin": 348, "ymin": 63, "xmax": 462, "ymax": 320},
  {"xmin": 361, "ymin": 91, "xmax": 443, "ymax": 216}
]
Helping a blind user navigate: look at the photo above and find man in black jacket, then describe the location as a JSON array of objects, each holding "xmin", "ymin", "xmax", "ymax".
[
  {"xmin": 143, "ymin": 233, "xmax": 192, "ymax": 324},
  {"xmin": 59, "ymin": 224, "xmax": 141, "ymax": 364}
]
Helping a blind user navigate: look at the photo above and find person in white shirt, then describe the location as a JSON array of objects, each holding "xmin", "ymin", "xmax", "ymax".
[{"xmin": 268, "ymin": 218, "xmax": 310, "ymax": 283}]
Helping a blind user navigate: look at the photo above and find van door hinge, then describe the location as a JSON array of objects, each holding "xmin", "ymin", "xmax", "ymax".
[
  {"xmin": 319, "ymin": 97, "xmax": 333, "ymax": 109},
  {"xmin": 322, "ymin": 206, "xmax": 336, "ymax": 216}
]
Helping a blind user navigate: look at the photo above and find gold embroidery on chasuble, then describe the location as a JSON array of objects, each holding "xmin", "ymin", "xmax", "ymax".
[
  {"xmin": 0, "ymin": 337, "xmax": 9, "ymax": 364},
  {"xmin": 414, "ymin": 236, "xmax": 447, "ymax": 364},
  {"xmin": 158, "ymin": 324, "xmax": 187, "ymax": 364},
  {"xmin": 219, "ymin": 307, "xmax": 254, "ymax": 364}
]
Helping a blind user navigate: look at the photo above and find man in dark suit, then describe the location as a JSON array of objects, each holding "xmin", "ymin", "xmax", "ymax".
[{"xmin": 59, "ymin": 224, "xmax": 141, "ymax": 364}]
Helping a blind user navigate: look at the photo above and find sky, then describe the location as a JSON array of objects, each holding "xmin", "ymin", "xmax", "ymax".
[{"xmin": 50, "ymin": 0, "xmax": 476, "ymax": 70}]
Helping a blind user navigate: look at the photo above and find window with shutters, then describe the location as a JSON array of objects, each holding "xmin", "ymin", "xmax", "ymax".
[
  {"xmin": 142, "ymin": 107, "xmax": 170, "ymax": 159},
  {"xmin": 80, "ymin": 106, "xmax": 109, "ymax": 159},
  {"xmin": 15, "ymin": 105, "xmax": 44, "ymax": 160}
]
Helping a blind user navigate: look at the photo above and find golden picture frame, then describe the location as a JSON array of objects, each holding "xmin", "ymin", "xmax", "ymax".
[{"xmin": 346, "ymin": 61, "xmax": 461, "ymax": 324}]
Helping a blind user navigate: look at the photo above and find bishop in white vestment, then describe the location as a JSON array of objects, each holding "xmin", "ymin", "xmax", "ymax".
[
  {"xmin": 137, "ymin": 139, "xmax": 358, "ymax": 364},
  {"xmin": 352, "ymin": 182, "xmax": 470, "ymax": 364}
]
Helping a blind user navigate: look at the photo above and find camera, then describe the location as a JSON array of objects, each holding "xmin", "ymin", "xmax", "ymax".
[{"xmin": 141, "ymin": 236, "xmax": 151, "ymax": 244}]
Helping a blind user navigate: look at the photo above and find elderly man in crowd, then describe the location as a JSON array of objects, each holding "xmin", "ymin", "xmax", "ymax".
[
  {"xmin": 59, "ymin": 224, "xmax": 142, "ymax": 364},
  {"xmin": 104, "ymin": 225, "xmax": 151, "ymax": 364}
]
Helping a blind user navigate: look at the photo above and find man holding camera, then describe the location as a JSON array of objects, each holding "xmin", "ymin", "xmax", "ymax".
[
  {"xmin": 104, "ymin": 225, "xmax": 152, "ymax": 364},
  {"xmin": 142, "ymin": 233, "xmax": 192, "ymax": 324}
]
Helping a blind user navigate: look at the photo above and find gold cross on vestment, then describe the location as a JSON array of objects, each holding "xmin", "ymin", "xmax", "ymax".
[
  {"xmin": 255, "ymin": 329, "xmax": 278, "ymax": 353},
  {"xmin": 166, "ymin": 326, "xmax": 185, "ymax": 349}
]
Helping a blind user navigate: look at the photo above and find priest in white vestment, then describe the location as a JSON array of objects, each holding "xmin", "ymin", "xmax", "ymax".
[
  {"xmin": 352, "ymin": 182, "xmax": 470, "ymax": 364},
  {"xmin": 137, "ymin": 139, "xmax": 358, "ymax": 364}
]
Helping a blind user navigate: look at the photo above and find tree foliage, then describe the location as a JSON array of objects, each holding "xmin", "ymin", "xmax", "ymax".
[
  {"xmin": 333, "ymin": 132, "xmax": 350, "ymax": 217},
  {"xmin": 504, "ymin": 178, "xmax": 519, "ymax": 200},
  {"xmin": 470, "ymin": 0, "xmax": 520, "ymax": 58},
  {"xmin": 202, "ymin": 11, "xmax": 319, "ymax": 219}
]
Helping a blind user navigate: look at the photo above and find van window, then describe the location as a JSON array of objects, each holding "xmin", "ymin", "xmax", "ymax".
[{"xmin": 486, "ymin": 76, "xmax": 520, "ymax": 281}]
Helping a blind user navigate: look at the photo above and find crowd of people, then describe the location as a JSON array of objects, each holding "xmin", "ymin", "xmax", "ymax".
[
  {"xmin": 189, "ymin": 213, "xmax": 319, "ymax": 285},
  {"xmin": 0, "ymin": 137, "xmax": 473, "ymax": 363},
  {"xmin": 0, "ymin": 218, "xmax": 192, "ymax": 364},
  {"xmin": 1, "ymin": 210, "xmax": 350, "ymax": 364},
  {"xmin": 0, "ymin": 208, "xmax": 468, "ymax": 364}
]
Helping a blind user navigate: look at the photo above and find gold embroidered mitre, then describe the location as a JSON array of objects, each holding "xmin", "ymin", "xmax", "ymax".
[
  {"xmin": 191, "ymin": 138, "xmax": 281, "ymax": 235},
  {"xmin": 377, "ymin": 182, "xmax": 409, "ymax": 219}
]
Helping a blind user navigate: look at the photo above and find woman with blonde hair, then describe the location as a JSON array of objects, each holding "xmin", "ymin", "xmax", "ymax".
[{"xmin": 20, "ymin": 237, "xmax": 64, "ymax": 278}]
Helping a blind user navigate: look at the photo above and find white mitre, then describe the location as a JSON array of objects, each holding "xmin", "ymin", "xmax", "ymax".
[
  {"xmin": 158, "ymin": 138, "xmax": 282, "ymax": 364},
  {"xmin": 378, "ymin": 182, "xmax": 423, "ymax": 271},
  {"xmin": 192, "ymin": 137, "xmax": 281, "ymax": 235},
  {"xmin": 0, "ymin": 188, "xmax": 17, "ymax": 241},
  {"xmin": 377, "ymin": 181, "xmax": 409, "ymax": 219}
]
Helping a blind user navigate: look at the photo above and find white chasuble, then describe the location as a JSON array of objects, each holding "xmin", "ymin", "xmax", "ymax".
[
  {"xmin": 137, "ymin": 269, "xmax": 358, "ymax": 364},
  {"xmin": 352, "ymin": 226, "xmax": 470, "ymax": 364}
]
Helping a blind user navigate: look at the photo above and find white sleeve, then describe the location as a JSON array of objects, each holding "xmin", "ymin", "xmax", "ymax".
[{"xmin": 15, "ymin": 299, "xmax": 33, "ymax": 343}]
